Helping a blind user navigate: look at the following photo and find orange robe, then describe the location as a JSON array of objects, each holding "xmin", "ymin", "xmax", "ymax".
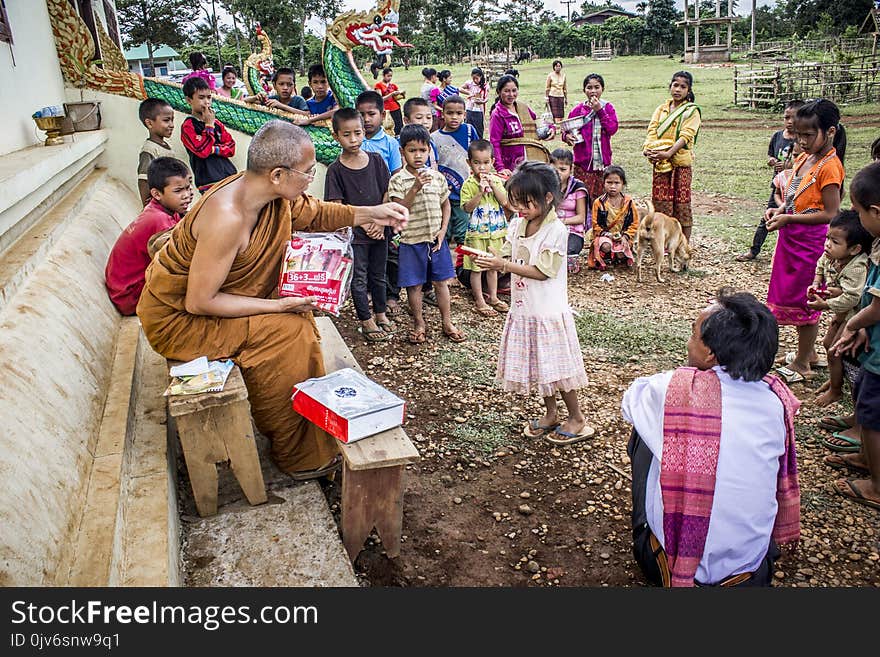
[{"xmin": 137, "ymin": 173, "xmax": 355, "ymax": 473}]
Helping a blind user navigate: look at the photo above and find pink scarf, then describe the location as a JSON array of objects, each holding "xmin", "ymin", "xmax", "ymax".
[{"xmin": 661, "ymin": 367, "xmax": 800, "ymax": 587}]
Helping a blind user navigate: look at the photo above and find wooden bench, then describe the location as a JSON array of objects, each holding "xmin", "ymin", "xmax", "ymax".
[
  {"xmin": 166, "ymin": 363, "xmax": 267, "ymax": 517},
  {"xmin": 315, "ymin": 317, "xmax": 420, "ymax": 560}
]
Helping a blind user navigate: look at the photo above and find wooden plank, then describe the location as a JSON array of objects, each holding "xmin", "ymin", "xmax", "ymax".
[
  {"xmin": 219, "ymin": 400, "xmax": 267, "ymax": 507},
  {"xmin": 315, "ymin": 317, "xmax": 419, "ymax": 471},
  {"xmin": 341, "ymin": 463, "xmax": 405, "ymax": 559},
  {"xmin": 167, "ymin": 362, "xmax": 248, "ymax": 416}
]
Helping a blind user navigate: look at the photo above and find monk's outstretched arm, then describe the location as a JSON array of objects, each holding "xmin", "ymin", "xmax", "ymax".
[
  {"xmin": 291, "ymin": 194, "xmax": 409, "ymax": 233},
  {"xmin": 185, "ymin": 212, "xmax": 316, "ymax": 318}
]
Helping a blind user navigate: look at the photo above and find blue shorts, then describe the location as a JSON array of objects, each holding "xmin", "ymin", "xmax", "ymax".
[
  {"xmin": 397, "ymin": 240, "xmax": 455, "ymax": 288},
  {"xmin": 854, "ymin": 367, "xmax": 880, "ymax": 431}
]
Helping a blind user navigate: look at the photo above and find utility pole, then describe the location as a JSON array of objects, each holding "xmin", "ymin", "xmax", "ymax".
[
  {"xmin": 751, "ymin": 0, "xmax": 756, "ymax": 50},
  {"xmin": 232, "ymin": 11, "xmax": 243, "ymax": 74},
  {"xmin": 561, "ymin": 0, "xmax": 576, "ymax": 22},
  {"xmin": 210, "ymin": 0, "xmax": 222, "ymax": 70}
]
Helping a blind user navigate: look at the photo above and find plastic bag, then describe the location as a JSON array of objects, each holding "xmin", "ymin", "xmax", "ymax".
[{"xmin": 278, "ymin": 228, "xmax": 354, "ymax": 316}]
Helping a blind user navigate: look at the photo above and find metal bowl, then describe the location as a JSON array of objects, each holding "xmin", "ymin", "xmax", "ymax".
[{"xmin": 33, "ymin": 115, "xmax": 66, "ymax": 146}]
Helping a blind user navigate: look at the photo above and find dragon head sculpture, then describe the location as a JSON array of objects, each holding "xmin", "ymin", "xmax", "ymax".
[{"xmin": 326, "ymin": 0, "xmax": 411, "ymax": 55}]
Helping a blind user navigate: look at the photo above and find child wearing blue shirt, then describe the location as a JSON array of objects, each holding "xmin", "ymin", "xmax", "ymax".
[
  {"xmin": 306, "ymin": 64, "xmax": 338, "ymax": 122},
  {"xmin": 357, "ymin": 90, "xmax": 402, "ymax": 175},
  {"xmin": 433, "ymin": 95, "xmax": 479, "ymax": 246}
]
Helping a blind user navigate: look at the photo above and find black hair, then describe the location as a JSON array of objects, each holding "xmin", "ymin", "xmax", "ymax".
[
  {"xmin": 138, "ymin": 97, "xmax": 171, "ymax": 125},
  {"xmin": 549, "ymin": 148, "xmax": 573, "ymax": 166},
  {"xmin": 795, "ymin": 98, "xmax": 846, "ymax": 163},
  {"xmin": 671, "ymin": 70, "xmax": 695, "ymax": 103},
  {"xmin": 442, "ymin": 94, "xmax": 466, "ymax": 109},
  {"xmin": 355, "ymin": 89, "xmax": 384, "ymax": 113},
  {"xmin": 307, "ymin": 63, "xmax": 326, "ymax": 82},
  {"xmin": 221, "ymin": 66, "xmax": 236, "ymax": 79},
  {"xmin": 467, "ymin": 139, "xmax": 493, "ymax": 159},
  {"xmin": 603, "ymin": 164, "xmax": 627, "ymax": 185},
  {"xmin": 470, "ymin": 67, "xmax": 486, "ymax": 89},
  {"xmin": 552, "ymin": 59, "xmax": 562, "ymax": 69},
  {"xmin": 830, "ymin": 209, "xmax": 874, "ymax": 255},
  {"xmin": 332, "ymin": 107, "xmax": 362, "ymax": 133},
  {"xmin": 583, "ymin": 73, "xmax": 605, "ymax": 90},
  {"xmin": 850, "ymin": 161, "xmax": 880, "ymax": 210},
  {"xmin": 438, "ymin": 69, "xmax": 452, "ymax": 83},
  {"xmin": 382, "ymin": 67, "xmax": 393, "ymax": 75},
  {"xmin": 182, "ymin": 76, "xmax": 209, "ymax": 98},
  {"xmin": 495, "ymin": 74, "xmax": 518, "ymax": 96},
  {"xmin": 421, "ymin": 67, "xmax": 437, "ymax": 79},
  {"xmin": 403, "ymin": 96, "xmax": 431, "ymax": 119},
  {"xmin": 700, "ymin": 290, "xmax": 778, "ymax": 382},
  {"xmin": 785, "ymin": 99, "xmax": 806, "ymax": 111},
  {"xmin": 147, "ymin": 157, "xmax": 190, "ymax": 192},
  {"xmin": 871, "ymin": 135, "xmax": 880, "ymax": 161},
  {"xmin": 273, "ymin": 67, "xmax": 295, "ymax": 83},
  {"xmin": 399, "ymin": 124, "xmax": 431, "ymax": 149},
  {"xmin": 188, "ymin": 52, "xmax": 207, "ymax": 71},
  {"xmin": 300, "ymin": 85, "xmax": 313, "ymax": 100},
  {"xmin": 505, "ymin": 162, "xmax": 560, "ymax": 217},
  {"xmin": 503, "ymin": 69, "xmax": 519, "ymax": 78}
]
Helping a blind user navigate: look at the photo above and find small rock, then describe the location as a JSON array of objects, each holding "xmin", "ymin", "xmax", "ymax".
[
  {"xmin": 519, "ymin": 492, "xmax": 531, "ymax": 499},
  {"xmin": 599, "ymin": 552, "xmax": 610, "ymax": 560},
  {"xmin": 848, "ymin": 553, "xmax": 862, "ymax": 561},
  {"xmin": 453, "ymin": 497, "xmax": 462, "ymax": 505},
  {"xmin": 454, "ymin": 416, "xmax": 467, "ymax": 423},
  {"xmin": 526, "ymin": 560, "xmax": 540, "ymax": 573},
  {"xmin": 518, "ymin": 504, "xmax": 533, "ymax": 516}
]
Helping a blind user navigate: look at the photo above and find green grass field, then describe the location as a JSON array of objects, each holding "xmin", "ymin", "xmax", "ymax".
[{"xmin": 379, "ymin": 55, "xmax": 878, "ymax": 250}]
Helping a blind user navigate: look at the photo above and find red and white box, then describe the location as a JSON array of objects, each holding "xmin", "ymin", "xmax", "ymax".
[{"xmin": 291, "ymin": 368, "xmax": 406, "ymax": 443}]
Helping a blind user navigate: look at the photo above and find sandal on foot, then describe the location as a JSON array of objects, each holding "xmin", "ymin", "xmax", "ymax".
[
  {"xmin": 408, "ymin": 329, "xmax": 427, "ymax": 345},
  {"xmin": 377, "ymin": 320, "xmax": 396, "ymax": 333},
  {"xmin": 443, "ymin": 328, "xmax": 466, "ymax": 343},
  {"xmin": 473, "ymin": 305, "xmax": 498, "ymax": 318},
  {"xmin": 822, "ymin": 431, "xmax": 862, "ymax": 453},
  {"xmin": 776, "ymin": 366, "xmax": 807, "ymax": 384},
  {"xmin": 288, "ymin": 455, "xmax": 343, "ymax": 481},
  {"xmin": 734, "ymin": 252, "xmax": 756, "ymax": 262},
  {"xmin": 545, "ymin": 425, "xmax": 596, "ymax": 445},
  {"xmin": 782, "ymin": 351, "xmax": 827, "ymax": 368},
  {"xmin": 361, "ymin": 327, "xmax": 390, "ymax": 342},
  {"xmin": 818, "ymin": 415, "xmax": 854, "ymax": 432},
  {"xmin": 823, "ymin": 454, "xmax": 869, "ymax": 475},
  {"xmin": 490, "ymin": 299, "xmax": 509, "ymax": 312},
  {"xmin": 831, "ymin": 478, "xmax": 880, "ymax": 511},
  {"xmin": 522, "ymin": 419, "xmax": 559, "ymax": 438}
]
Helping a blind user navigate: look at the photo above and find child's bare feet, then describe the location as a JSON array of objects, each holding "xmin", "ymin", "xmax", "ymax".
[
  {"xmin": 814, "ymin": 388, "xmax": 842, "ymax": 407},
  {"xmin": 816, "ymin": 380, "xmax": 830, "ymax": 393}
]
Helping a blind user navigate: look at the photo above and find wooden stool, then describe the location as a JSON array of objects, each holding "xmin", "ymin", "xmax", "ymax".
[
  {"xmin": 315, "ymin": 318, "xmax": 420, "ymax": 560},
  {"xmin": 167, "ymin": 363, "xmax": 267, "ymax": 517}
]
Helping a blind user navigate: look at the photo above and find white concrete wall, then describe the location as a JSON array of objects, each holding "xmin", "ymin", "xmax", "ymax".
[
  {"xmin": 72, "ymin": 88, "xmax": 329, "ymax": 199},
  {"xmin": 0, "ymin": 0, "xmax": 68, "ymax": 157}
]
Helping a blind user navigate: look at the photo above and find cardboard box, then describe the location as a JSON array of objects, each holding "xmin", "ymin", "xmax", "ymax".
[{"xmin": 292, "ymin": 368, "xmax": 405, "ymax": 443}]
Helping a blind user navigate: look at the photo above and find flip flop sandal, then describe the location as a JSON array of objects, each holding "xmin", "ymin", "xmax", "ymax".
[
  {"xmin": 408, "ymin": 329, "xmax": 427, "ymax": 345},
  {"xmin": 443, "ymin": 329, "xmax": 467, "ymax": 343},
  {"xmin": 490, "ymin": 300, "xmax": 510, "ymax": 312},
  {"xmin": 473, "ymin": 305, "xmax": 498, "ymax": 318},
  {"xmin": 523, "ymin": 419, "xmax": 559, "ymax": 438},
  {"xmin": 783, "ymin": 351, "xmax": 827, "ymax": 368},
  {"xmin": 823, "ymin": 454, "xmax": 870, "ymax": 475},
  {"xmin": 377, "ymin": 321, "xmax": 396, "ymax": 333},
  {"xmin": 776, "ymin": 366, "xmax": 806, "ymax": 384},
  {"xmin": 822, "ymin": 431, "xmax": 862, "ymax": 453},
  {"xmin": 288, "ymin": 455, "xmax": 343, "ymax": 481},
  {"xmin": 819, "ymin": 415, "xmax": 853, "ymax": 432},
  {"xmin": 832, "ymin": 478, "xmax": 880, "ymax": 511},
  {"xmin": 545, "ymin": 425, "xmax": 596, "ymax": 445},
  {"xmin": 361, "ymin": 328, "xmax": 390, "ymax": 342}
]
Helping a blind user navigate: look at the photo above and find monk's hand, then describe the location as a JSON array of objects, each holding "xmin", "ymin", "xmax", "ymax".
[
  {"xmin": 360, "ymin": 202, "xmax": 409, "ymax": 233},
  {"xmin": 277, "ymin": 296, "xmax": 319, "ymax": 314}
]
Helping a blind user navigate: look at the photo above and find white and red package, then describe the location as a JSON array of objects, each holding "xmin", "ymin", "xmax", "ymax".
[{"xmin": 278, "ymin": 229, "xmax": 354, "ymax": 316}]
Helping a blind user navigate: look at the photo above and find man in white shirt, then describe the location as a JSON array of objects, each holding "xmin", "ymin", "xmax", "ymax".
[{"xmin": 622, "ymin": 290, "xmax": 800, "ymax": 587}]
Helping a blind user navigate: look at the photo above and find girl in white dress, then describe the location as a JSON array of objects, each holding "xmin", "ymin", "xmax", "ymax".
[{"xmin": 474, "ymin": 162, "xmax": 594, "ymax": 444}]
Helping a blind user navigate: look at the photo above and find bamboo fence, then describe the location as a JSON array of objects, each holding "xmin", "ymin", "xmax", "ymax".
[{"xmin": 733, "ymin": 54, "xmax": 880, "ymax": 109}]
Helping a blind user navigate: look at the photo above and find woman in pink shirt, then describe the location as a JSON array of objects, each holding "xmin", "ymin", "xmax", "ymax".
[
  {"xmin": 563, "ymin": 73, "xmax": 618, "ymax": 200},
  {"xmin": 489, "ymin": 75, "xmax": 537, "ymax": 175}
]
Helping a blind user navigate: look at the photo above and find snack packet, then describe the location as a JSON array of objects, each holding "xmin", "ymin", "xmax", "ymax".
[{"xmin": 278, "ymin": 229, "xmax": 354, "ymax": 316}]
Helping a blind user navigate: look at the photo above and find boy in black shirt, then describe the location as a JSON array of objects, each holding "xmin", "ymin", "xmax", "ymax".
[
  {"xmin": 180, "ymin": 77, "xmax": 237, "ymax": 192},
  {"xmin": 325, "ymin": 108, "xmax": 393, "ymax": 341},
  {"xmin": 736, "ymin": 99, "xmax": 805, "ymax": 261}
]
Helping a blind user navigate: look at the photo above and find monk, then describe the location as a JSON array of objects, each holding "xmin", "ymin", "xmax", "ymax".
[{"xmin": 137, "ymin": 120, "xmax": 408, "ymax": 479}]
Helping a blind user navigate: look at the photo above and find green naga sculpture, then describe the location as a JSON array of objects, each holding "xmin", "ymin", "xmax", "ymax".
[{"xmin": 46, "ymin": 0, "xmax": 410, "ymax": 165}]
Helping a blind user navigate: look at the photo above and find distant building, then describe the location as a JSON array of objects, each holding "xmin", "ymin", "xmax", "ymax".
[
  {"xmin": 573, "ymin": 9, "xmax": 638, "ymax": 26},
  {"xmin": 123, "ymin": 44, "xmax": 186, "ymax": 78}
]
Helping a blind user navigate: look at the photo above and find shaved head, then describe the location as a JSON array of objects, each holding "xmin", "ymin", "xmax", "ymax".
[{"xmin": 247, "ymin": 120, "xmax": 313, "ymax": 173}]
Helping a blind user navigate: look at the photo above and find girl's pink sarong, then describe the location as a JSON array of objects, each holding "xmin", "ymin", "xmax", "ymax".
[
  {"xmin": 767, "ymin": 222, "xmax": 826, "ymax": 326},
  {"xmin": 592, "ymin": 234, "xmax": 634, "ymax": 269}
]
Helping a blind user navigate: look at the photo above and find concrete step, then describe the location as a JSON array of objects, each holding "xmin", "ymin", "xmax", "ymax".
[{"xmin": 0, "ymin": 168, "xmax": 107, "ymax": 313}]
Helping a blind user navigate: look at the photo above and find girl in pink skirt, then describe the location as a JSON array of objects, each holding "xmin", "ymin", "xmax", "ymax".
[{"xmin": 474, "ymin": 162, "xmax": 594, "ymax": 445}]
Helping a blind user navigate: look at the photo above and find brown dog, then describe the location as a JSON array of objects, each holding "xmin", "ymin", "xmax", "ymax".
[{"xmin": 636, "ymin": 200, "xmax": 692, "ymax": 283}]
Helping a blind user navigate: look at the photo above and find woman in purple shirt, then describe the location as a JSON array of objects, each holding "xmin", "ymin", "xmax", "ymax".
[
  {"xmin": 563, "ymin": 73, "xmax": 618, "ymax": 200},
  {"xmin": 489, "ymin": 75, "xmax": 537, "ymax": 176}
]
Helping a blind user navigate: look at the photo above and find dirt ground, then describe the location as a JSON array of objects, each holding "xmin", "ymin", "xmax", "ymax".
[{"xmin": 321, "ymin": 192, "xmax": 880, "ymax": 588}]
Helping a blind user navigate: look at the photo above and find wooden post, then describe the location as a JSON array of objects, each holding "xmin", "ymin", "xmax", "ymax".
[
  {"xmin": 715, "ymin": 0, "xmax": 721, "ymax": 46},
  {"xmin": 683, "ymin": 0, "xmax": 689, "ymax": 55},
  {"xmin": 751, "ymin": 0, "xmax": 756, "ymax": 50},
  {"xmin": 728, "ymin": 0, "xmax": 734, "ymax": 52}
]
